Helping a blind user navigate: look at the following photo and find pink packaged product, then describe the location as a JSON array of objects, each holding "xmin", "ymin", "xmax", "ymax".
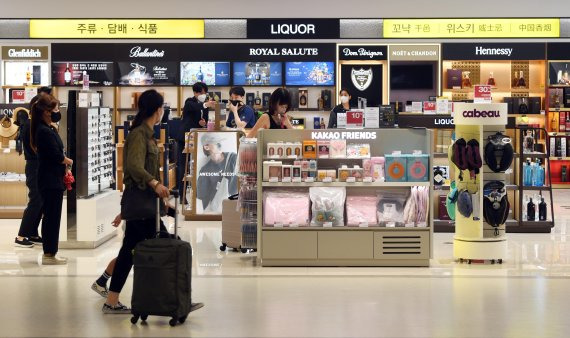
[
  {"xmin": 347, "ymin": 195, "xmax": 378, "ymax": 226},
  {"xmin": 264, "ymin": 190, "xmax": 310, "ymax": 227},
  {"xmin": 370, "ymin": 157, "xmax": 385, "ymax": 181}
]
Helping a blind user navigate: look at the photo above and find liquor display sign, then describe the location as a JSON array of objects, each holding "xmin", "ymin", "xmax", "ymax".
[
  {"xmin": 30, "ymin": 19, "xmax": 204, "ymax": 39},
  {"xmin": 384, "ymin": 18, "xmax": 560, "ymax": 38},
  {"xmin": 52, "ymin": 62, "xmax": 114, "ymax": 87},
  {"xmin": 180, "ymin": 62, "xmax": 230, "ymax": 86},
  {"xmin": 247, "ymin": 19, "xmax": 340, "ymax": 39},
  {"xmin": 1, "ymin": 46, "xmax": 49, "ymax": 60},
  {"xmin": 442, "ymin": 43, "xmax": 546, "ymax": 60},
  {"xmin": 285, "ymin": 62, "xmax": 335, "ymax": 86},
  {"xmin": 474, "ymin": 85, "xmax": 492, "ymax": 103},
  {"xmin": 117, "ymin": 62, "xmax": 178, "ymax": 86},
  {"xmin": 338, "ymin": 45, "xmax": 387, "ymax": 60}
]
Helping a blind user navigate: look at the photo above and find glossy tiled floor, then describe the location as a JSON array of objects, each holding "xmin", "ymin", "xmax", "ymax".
[{"xmin": 0, "ymin": 190, "xmax": 569, "ymax": 337}]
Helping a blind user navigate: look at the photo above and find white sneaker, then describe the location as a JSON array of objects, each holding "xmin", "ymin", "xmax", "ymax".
[{"xmin": 42, "ymin": 255, "xmax": 67, "ymax": 265}]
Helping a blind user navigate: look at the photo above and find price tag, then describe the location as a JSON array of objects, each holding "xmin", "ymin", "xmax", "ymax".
[
  {"xmin": 474, "ymin": 85, "xmax": 492, "ymax": 103},
  {"xmin": 274, "ymin": 223, "xmax": 284, "ymax": 228},
  {"xmin": 289, "ymin": 223, "xmax": 298, "ymax": 228},
  {"xmin": 288, "ymin": 155, "xmax": 298, "ymax": 159},
  {"xmin": 305, "ymin": 177, "xmax": 315, "ymax": 183},
  {"xmin": 346, "ymin": 110, "xmax": 364, "ymax": 129},
  {"xmin": 292, "ymin": 177, "xmax": 302, "ymax": 183},
  {"xmin": 282, "ymin": 177, "xmax": 292, "ymax": 183},
  {"xmin": 323, "ymin": 222, "xmax": 333, "ymax": 228},
  {"xmin": 505, "ymin": 169, "xmax": 513, "ymax": 174},
  {"xmin": 346, "ymin": 177, "xmax": 356, "ymax": 183},
  {"xmin": 269, "ymin": 177, "xmax": 279, "ymax": 183},
  {"xmin": 363, "ymin": 177, "xmax": 373, "ymax": 183},
  {"xmin": 359, "ymin": 222, "xmax": 369, "ymax": 228},
  {"xmin": 322, "ymin": 177, "xmax": 333, "ymax": 183}
]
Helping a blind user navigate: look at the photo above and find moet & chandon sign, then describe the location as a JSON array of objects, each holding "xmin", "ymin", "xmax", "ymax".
[
  {"xmin": 129, "ymin": 46, "xmax": 165, "ymax": 58},
  {"xmin": 351, "ymin": 68, "xmax": 373, "ymax": 91}
]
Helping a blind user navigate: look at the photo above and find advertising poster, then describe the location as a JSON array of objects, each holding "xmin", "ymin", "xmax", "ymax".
[
  {"xmin": 285, "ymin": 61, "xmax": 335, "ymax": 86},
  {"xmin": 340, "ymin": 64, "xmax": 383, "ymax": 108},
  {"xmin": 233, "ymin": 62, "xmax": 282, "ymax": 86},
  {"xmin": 3, "ymin": 61, "xmax": 49, "ymax": 87},
  {"xmin": 117, "ymin": 61, "xmax": 178, "ymax": 86},
  {"xmin": 195, "ymin": 132, "xmax": 238, "ymax": 215},
  {"xmin": 52, "ymin": 62, "xmax": 114, "ymax": 86},
  {"xmin": 180, "ymin": 62, "xmax": 230, "ymax": 86}
]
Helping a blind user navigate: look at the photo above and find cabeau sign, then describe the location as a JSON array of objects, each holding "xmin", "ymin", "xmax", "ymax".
[
  {"xmin": 453, "ymin": 103, "xmax": 508, "ymax": 126},
  {"xmin": 2, "ymin": 46, "xmax": 48, "ymax": 60}
]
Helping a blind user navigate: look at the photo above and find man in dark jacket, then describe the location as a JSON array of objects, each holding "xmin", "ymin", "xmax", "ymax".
[{"xmin": 176, "ymin": 82, "xmax": 216, "ymax": 198}]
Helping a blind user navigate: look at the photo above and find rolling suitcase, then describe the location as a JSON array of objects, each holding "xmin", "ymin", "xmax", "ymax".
[{"xmin": 131, "ymin": 190, "xmax": 193, "ymax": 326}]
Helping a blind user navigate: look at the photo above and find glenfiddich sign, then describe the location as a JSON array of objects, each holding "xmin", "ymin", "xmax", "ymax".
[
  {"xmin": 247, "ymin": 19, "xmax": 339, "ymax": 39},
  {"xmin": 2, "ymin": 46, "xmax": 49, "ymax": 60}
]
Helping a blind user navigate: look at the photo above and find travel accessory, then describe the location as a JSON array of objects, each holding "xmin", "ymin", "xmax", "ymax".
[
  {"xmin": 385, "ymin": 154, "xmax": 407, "ymax": 182},
  {"xmin": 483, "ymin": 181, "xmax": 509, "ymax": 236},
  {"xmin": 484, "ymin": 132, "xmax": 514, "ymax": 173},
  {"xmin": 445, "ymin": 181, "xmax": 458, "ymax": 221},
  {"xmin": 457, "ymin": 190, "xmax": 473, "ymax": 218},
  {"xmin": 407, "ymin": 154, "xmax": 429, "ymax": 182},
  {"xmin": 346, "ymin": 195, "xmax": 378, "ymax": 226},
  {"xmin": 402, "ymin": 186, "xmax": 429, "ymax": 226},
  {"xmin": 377, "ymin": 190, "xmax": 409, "ymax": 226},
  {"xmin": 438, "ymin": 195, "xmax": 450, "ymax": 220},
  {"xmin": 264, "ymin": 190, "xmax": 310, "ymax": 226},
  {"xmin": 310, "ymin": 187, "xmax": 346, "ymax": 227},
  {"xmin": 449, "ymin": 138, "xmax": 482, "ymax": 181}
]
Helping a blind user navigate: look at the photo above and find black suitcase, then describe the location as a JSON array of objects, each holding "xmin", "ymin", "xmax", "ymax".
[{"xmin": 131, "ymin": 191, "xmax": 193, "ymax": 326}]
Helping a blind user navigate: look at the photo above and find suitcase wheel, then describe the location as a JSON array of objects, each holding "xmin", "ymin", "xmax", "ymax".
[
  {"xmin": 220, "ymin": 243, "xmax": 227, "ymax": 252},
  {"xmin": 131, "ymin": 315, "xmax": 139, "ymax": 324},
  {"xmin": 141, "ymin": 315, "xmax": 148, "ymax": 321},
  {"xmin": 179, "ymin": 315, "xmax": 188, "ymax": 324},
  {"xmin": 169, "ymin": 318, "xmax": 178, "ymax": 327},
  {"xmin": 240, "ymin": 247, "xmax": 248, "ymax": 254}
]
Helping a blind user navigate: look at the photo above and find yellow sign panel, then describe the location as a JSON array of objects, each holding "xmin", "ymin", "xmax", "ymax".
[
  {"xmin": 384, "ymin": 19, "xmax": 560, "ymax": 38},
  {"xmin": 29, "ymin": 19, "xmax": 204, "ymax": 39}
]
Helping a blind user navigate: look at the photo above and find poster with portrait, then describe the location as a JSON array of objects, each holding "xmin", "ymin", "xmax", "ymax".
[{"xmin": 194, "ymin": 131, "xmax": 239, "ymax": 215}]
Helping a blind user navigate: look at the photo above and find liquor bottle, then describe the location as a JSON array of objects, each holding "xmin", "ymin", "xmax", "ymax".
[
  {"xmin": 133, "ymin": 64, "xmax": 142, "ymax": 85},
  {"xmin": 539, "ymin": 198, "xmax": 547, "ymax": 221},
  {"xmin": 25, "ymin": 67, "xmax": 31, "ymax": 84},
  {"xmin": 534, "ymin": 195, "xmax": 540, "ymax": 221},
  {"xmin": 522, "ymin": 195, "xmax": 528, "ymax": 221},
  {"xmin": 511, "ymin": 71, "xmax": 519, "ymax": 88},
  {"xmin": 563, "ymin": 64, "xmax": 570, "ymax": 85},
  {"xmin": 517, "ymin": 70, "xmax": 526, "ymax": 88},
  {"xmin": 487, "ymin": 71, "xmax": 496, "ymax": 86},
  {"xmin": 566, "ymin": 112, "xmax": 570, "ymax": 131},
  {"xmin": 320, "ymin": 118, "xmax": 326, "ymax": 129},
  {"xmin": 254, "ymin": 64, "xmax": 261, "ymax": 83},
  {"xmin": 196, "ymin": 66, "xmax": 204, "ymax": 82},
  {"xmin": 461, "ymin": 71, "xmax": 472, "ymax": 88},
  {"xmin": 551, "ymin": 114, "xmax": 558, "ymax": 132},
  {"xmin": 299, "ymin": 91, "xmax": 307, "ymax": 108},
  {"xmin": 552, "ymin": 90, "xmax": 561, "ymax": 108},
  {"xmin": 254, "ymin": 91, "xmax": 261, "ymax": 106},
  {"xmin": 317, "ymin": 96, "xmax": 324, "ymax": 110},
  {"xmin": 527, "ymin": 198, "xmax": 535, "ymax": 221},
  {"xmin": 64, "ymin": 63, "xmax": 72, "ymax": 85},
  {"xmin": 523, "ymin": 159, "xmax": 532, "ymax": 186}
]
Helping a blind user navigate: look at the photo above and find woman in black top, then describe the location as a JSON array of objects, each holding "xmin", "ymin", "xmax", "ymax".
[
  {"xmin": 30, "ymin": 93, "xmax": 73, "ymax": 265},
  {"xmin": 328, "ymin": 88, "xmax": 352, "ymax": 129},
  {"xmin": 247, "ymin": 88, "xmax": 294, "ymax": 138}
]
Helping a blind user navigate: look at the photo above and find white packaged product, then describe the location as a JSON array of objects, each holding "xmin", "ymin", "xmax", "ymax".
[
  {"xmin": 377, "ymin": 190, "xmax": 409, "ymax": 227},
  {"xmin": 310, "ymin": 187, "xmax": 346, "ymax": 227}
]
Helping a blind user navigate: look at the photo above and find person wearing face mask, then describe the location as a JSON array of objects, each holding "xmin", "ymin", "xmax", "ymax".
[
  {"xmin": 247, "ymin": 88, "xmax": 294, "ymax": 138},
  {"xmin": 328, "ymin": 89, "xmax": 352, "ymax": 129},
  {"xmin": 225, "ymin": 86, "xmax": 256, "ymax": 129},
  {"xmin": 30, "ymin": 93, "xmax": 73, "ymax": 265}
]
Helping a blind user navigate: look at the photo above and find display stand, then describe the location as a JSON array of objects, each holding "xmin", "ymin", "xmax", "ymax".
[
  {"xmin": 257, "ymin": 128, "xmax": 433, "ymax": 267},
  {"xmin": 453, "ymin": 103, "xmax": 508, "ymax": 263}
]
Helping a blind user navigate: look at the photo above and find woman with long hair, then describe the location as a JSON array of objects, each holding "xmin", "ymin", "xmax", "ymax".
[
  {"xmin": 247, "ymin": 88, "xmax": 294, "ymax": 138},
  {"xmin": 30, "ymin": 93, "xmax": 73, "ymax": 264}
]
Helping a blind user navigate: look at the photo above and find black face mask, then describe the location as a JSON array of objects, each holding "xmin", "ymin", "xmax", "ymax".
[
  {"xmin": 230, "ymin": 100, "xmax": 242, "ymax": 107},
  {"xmin": 51, "ymin": 111, "xmax": 62, "ymax": 123}
]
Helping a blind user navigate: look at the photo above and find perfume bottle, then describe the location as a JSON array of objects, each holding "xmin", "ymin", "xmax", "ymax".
[
  {"xmin": 517, "ymin": 70, "xmax": 526, "ymax": 88},
  {"xmin": 461, "ymin": 71, "xmax": 472, "ymax": 88},
  {"xmin": 254, "ymin": 91, "xmax": 261, "ymax": 106},
  {"xmin": 487, "ymin": 71, "xmax": 496, "ymax": 86},
  {"xmin": 512, "ymin": 71, "xmax": 519, "ymax": 88},
  {"xmin": 196, "ymin": 66, "xmax": 204, "ymax": 82},
  {"xmin": 527, "ymin": 198, "xmax": 536, "ymax": 221},
  {"xmin": 539, "ymin": 198, "xmax": 547, "ymax": 221},
  {"xmin": 64, "ymin": 63, "xmax": 71, "ymax": 85}
]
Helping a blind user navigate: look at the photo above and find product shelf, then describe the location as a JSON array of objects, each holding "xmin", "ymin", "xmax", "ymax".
[
  {"xmin": 548, "ymin": 108, "xmax": 570, "ymax": 112},
  {"xmin": 263, "ymin": 156, "xmax": 370, "ymax": 161},
  {"xmin": 262, "ymin": 226, "xmax": 430, "ymax": 231},
  {"xmin": 549, "ymin": 157, "xmax": 570, "ymax": 161},
  {"xmin": 552, "ymin": 183, "xmax": 570, "ymax": 188},
  {"xmin": 520, "ymin": 186, "xmax": 551, "ymax": 190},
  {"xmin": 436, "ymin": 184, "xmax": 518, "ymax": 191},
  {"xmin": 261, "ymin": 181, "xmax": 429, "ymax": 188}
]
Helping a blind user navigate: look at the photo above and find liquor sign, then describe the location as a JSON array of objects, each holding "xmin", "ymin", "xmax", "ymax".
[
  {"xmin": 338, "ymin": 45, "xmax": 387, "ymax": 60},
  {"xmin": 29, "ymin": 19, "xmax": 204, "ymax": 39},
  {"xmin": 1, "ymin": 46, "xmax": 49, "ymax": 60},
  {"xmin": 247, "ymin": 19, "xmax": 339, "ymax": 39},
  {"xmin": 346, "ymin": 110, "xmax": 364, "ymax": 129},
  {"xmin": 384, "ymin": 18, "xmax": 560, "ymax": 38},
  {"xmin": 442, "ymin": 43, "xmax": 546, "ymax": 60},
  {"xmin": 115, "ymin": 44, "xmax": 180, "ymax": 86},
  {"xmin": 474, "ymin": 85, "xmax": 492, "ymax": 103}
]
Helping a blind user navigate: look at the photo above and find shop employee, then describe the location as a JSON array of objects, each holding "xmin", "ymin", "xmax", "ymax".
[
  {"xmin": 226, "ymin": 86, "xmax": 256, "ymax": 129},
  {"xmin": 328, "ymin": 88, "xmax": 352, "ymax": 129}
]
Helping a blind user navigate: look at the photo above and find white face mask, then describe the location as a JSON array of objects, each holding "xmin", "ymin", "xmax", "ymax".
[
  {"xmin": 197, "ymin": 94, "xmax": 207, "ymax": 103},
  {"xmin": 340, "ymin": 95, "xmax": 350, "ymax": 104}
]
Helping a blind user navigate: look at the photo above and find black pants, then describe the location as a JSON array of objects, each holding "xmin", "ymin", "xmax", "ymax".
[
  {"xmin": 109, "ymin": 218, "xmax": 167, "ymax": 294},
  {"xmin": 40, "ymin": 189, "xmax": 64, "ymax": 255},
  {"xmin": 17, "ymin": 160, "xmax": 43, "ymax": 238},
  {"xmin": 176, "ymin": 141, "xmax": 186, "ymax": 198}
]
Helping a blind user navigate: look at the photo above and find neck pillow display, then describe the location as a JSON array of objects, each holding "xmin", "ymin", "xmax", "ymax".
[
  {"xmin": 484, "ymin": 133, "xmax": 514, "ymax": 173},
  {"xmin": 449, "ymin": 138, "xmax": 482, "ymax": 180},
  {"xmin": 457, "ymin": 190, "xmax": 473, "ymax": 218},
  {"xmin": 445, "ymin": 181, "xmax": 458, "ymax": 221},
  {"xmin": 483, "ymin": 181, "xmax": 510, "ymax": 236}
]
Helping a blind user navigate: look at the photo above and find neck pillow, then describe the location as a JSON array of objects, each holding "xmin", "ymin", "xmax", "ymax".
[
  {"xmin": 457, "ymin": 190, "xmax": 473, "ymax": 218},
  {"xmin": 483, "ymin": 181, "xmax": 509, "ymax": 236},
  {"xmin": 484, "ymin": 133, "xmax": 514, "ymax": 173},
  {"xmin": 446, "ymin": 181, "xmax": 458, "ymax": 221}
]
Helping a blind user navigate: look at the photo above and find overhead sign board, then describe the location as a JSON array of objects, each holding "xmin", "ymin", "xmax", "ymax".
[
  {"xmin": 247, "ymin": 19, "xmax": 339, "ymax": 39},
  {"xmin": 384, "ymin": 19, "xmax": 560, "ymax": 38},
  {"xmin": 1, "ymin": 46, "xmax": 49, "ymax": 60},
  {"xmin": 29, "ymin": 19, "xmax": 204, "ymax": 39}
]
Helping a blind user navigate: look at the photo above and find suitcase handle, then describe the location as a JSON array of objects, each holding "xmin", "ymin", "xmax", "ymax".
[{"xmin": 156, "ymin": 189, "xmax": 180, "ymax": 237}]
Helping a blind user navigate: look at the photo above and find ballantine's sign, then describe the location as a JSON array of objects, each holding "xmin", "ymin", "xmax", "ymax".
[
  {"xmin": 311, "ymin": 131, "xmax": 377, "ymax": 140},
  {"xmin": 129, "ymin": 46, "xmax": 165, "ymax": 58},
  {"xmin": 475, "ymin": 46, "xmax": 513, "ymax": 56},
  {"xmin": 453, "ymin": 103, "xmax": 507, "ymax": 126}
]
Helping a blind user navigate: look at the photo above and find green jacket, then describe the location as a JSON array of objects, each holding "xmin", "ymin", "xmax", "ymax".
[{"xmin": 123, "ymin": 123, "xmax": 161, "ymax": 190}]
